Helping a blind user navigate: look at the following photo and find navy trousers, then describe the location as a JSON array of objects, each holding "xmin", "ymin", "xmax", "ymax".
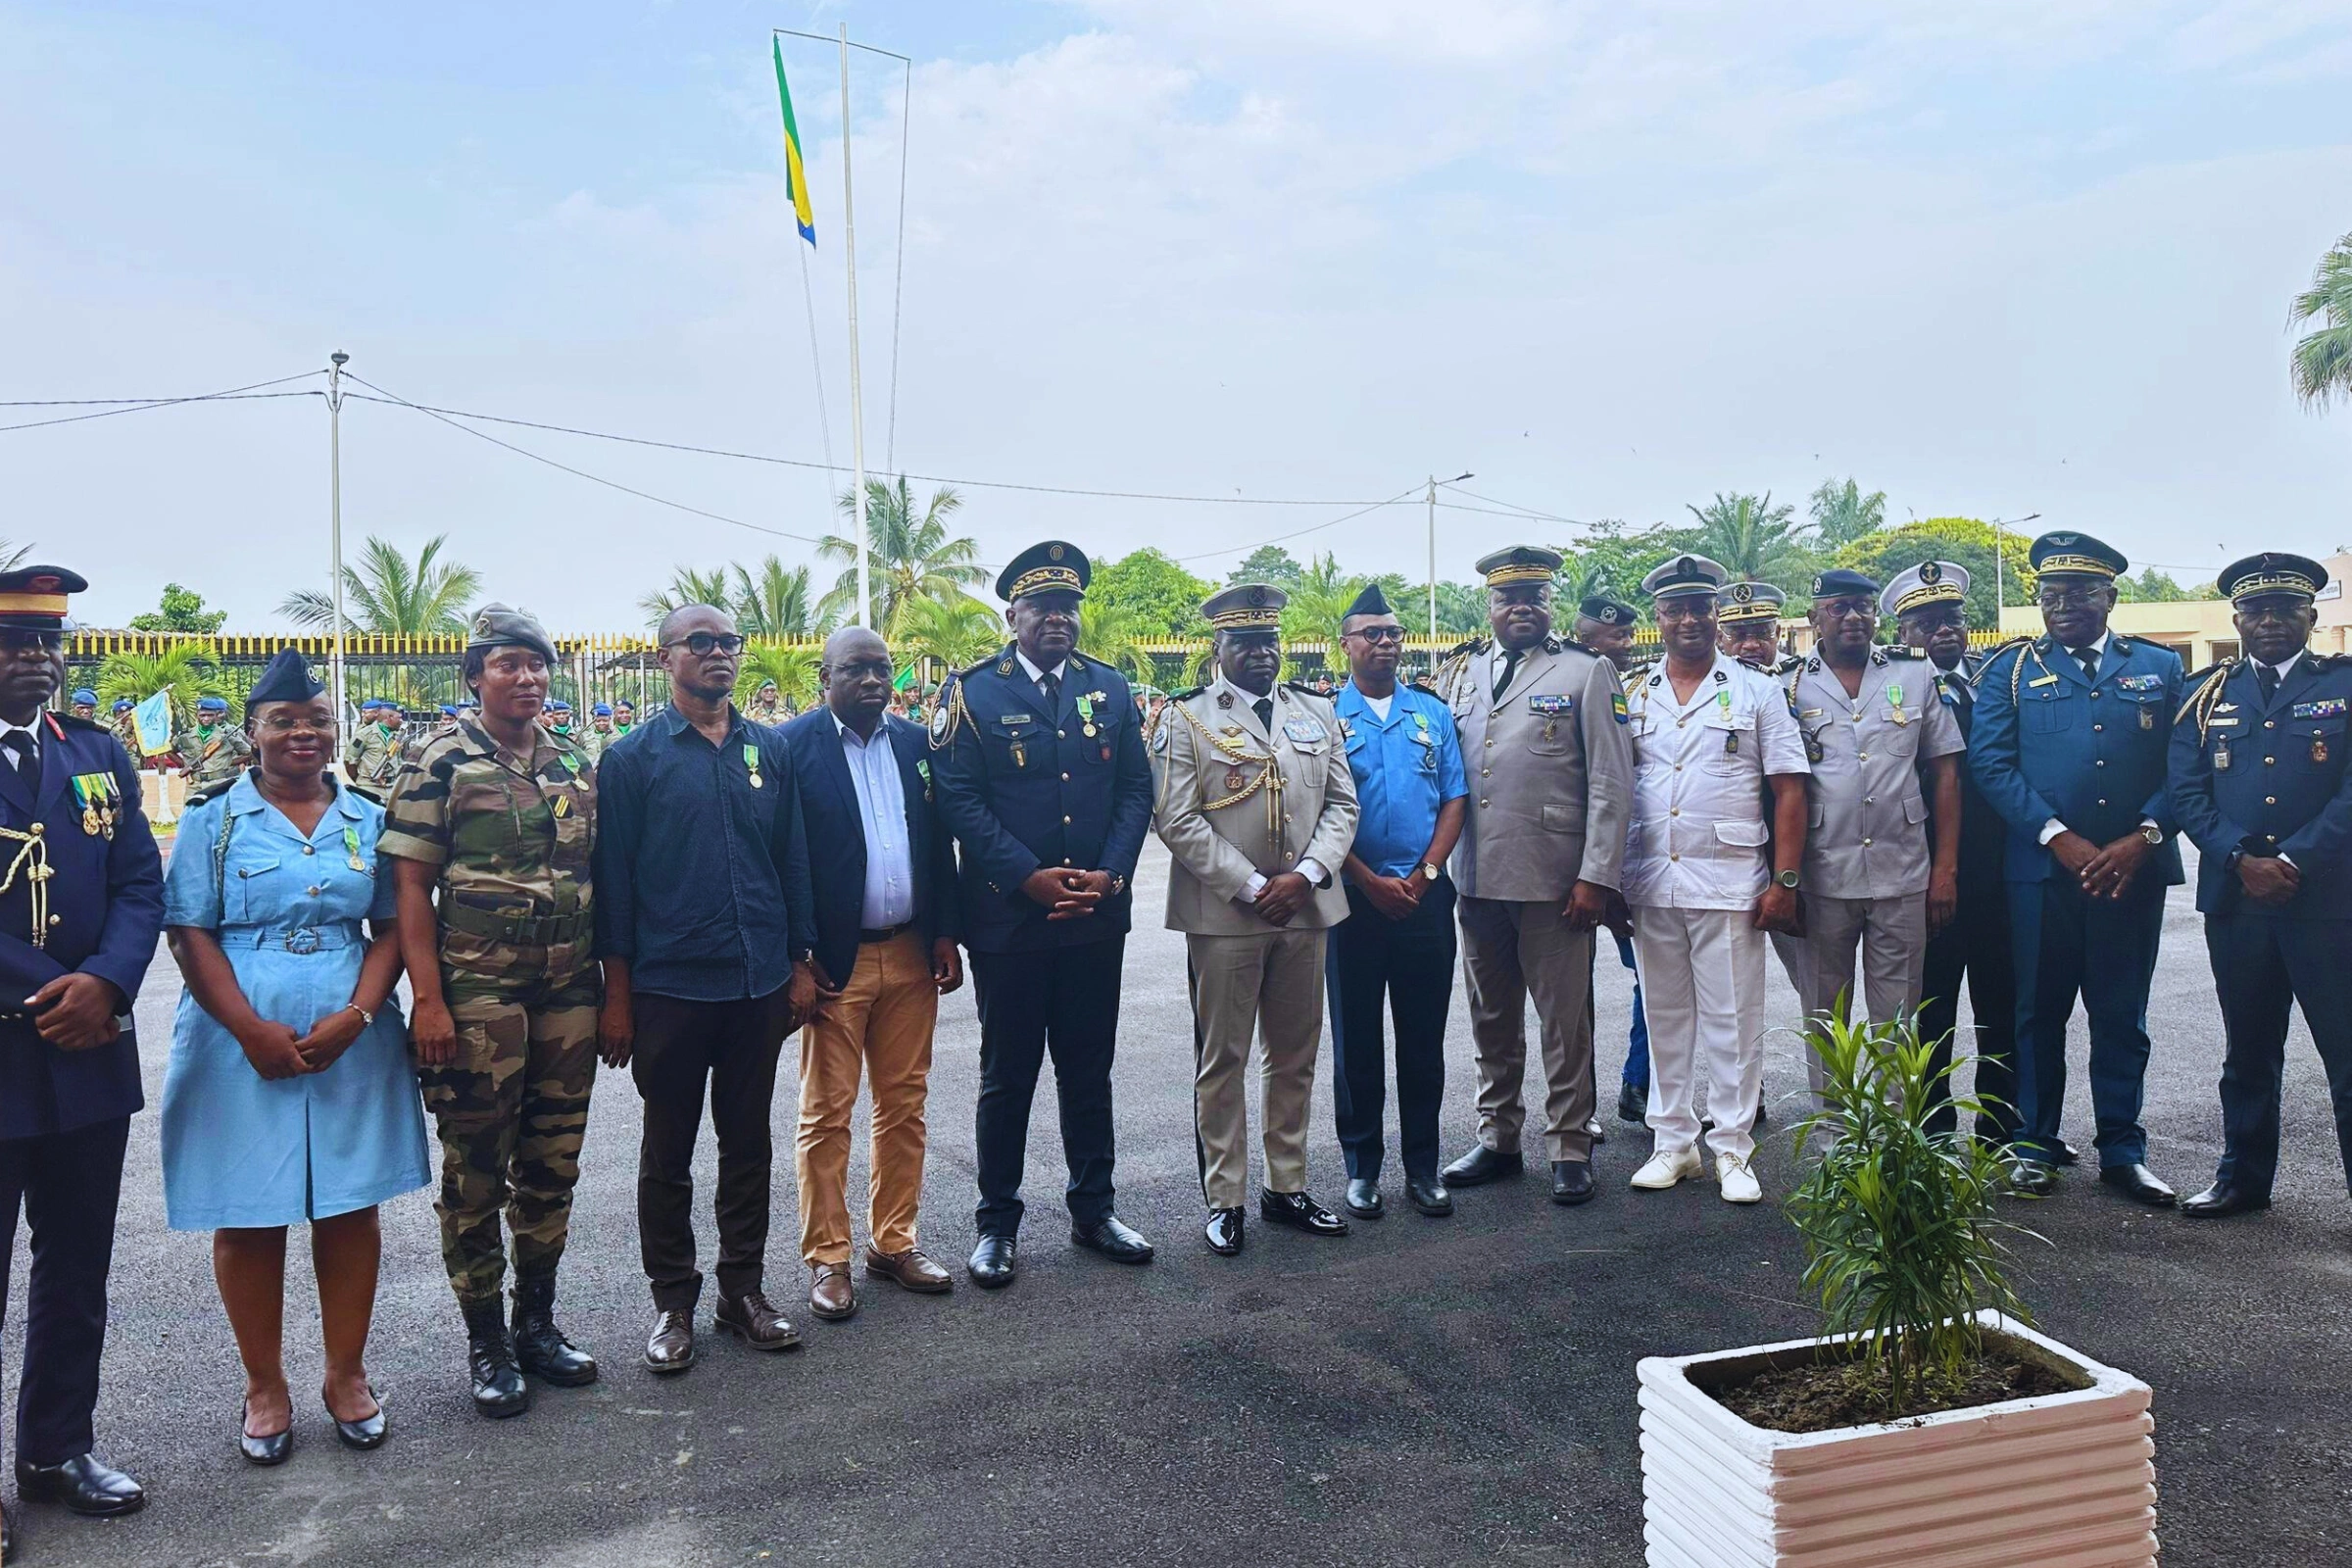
[
  {"xmin": 1613, "ymin": 931, "xmax": 1649, "ymax": 1091},
  {"xmin": 1325, "ymin": 878, "xmax": 1456, "ymax": 1183},
  {"xmin": 0, "ymin": 1115, "xmax": 130, "ymax": 1470},
  {"xmin": 2205, "ymin": 913, "xmax": 2352, "ymax": 1200},
  {"xmin": 969, "ymin": 941, "xmax": 1123, "ymax": 1237},
  {"xmin": 1921, "ymin": 879, "xmax": 2020, "ymax": 1141},
  {"xmin": 2008, "ymin": 876, "xmax": 2165, "ymax": 1167}
]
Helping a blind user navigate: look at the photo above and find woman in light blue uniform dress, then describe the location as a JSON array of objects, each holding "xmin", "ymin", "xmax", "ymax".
[{"xmin": 161, "ymin": 651, "xmax": 427, "ymax": 1466}]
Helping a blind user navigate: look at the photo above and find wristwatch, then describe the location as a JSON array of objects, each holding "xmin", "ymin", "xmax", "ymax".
[
  {"xmin": 2139, "ymin": 823, "xmax": 2164, "ymax": 847},
  {"xmin": 345, "ymin": 1003, "xmax": 375, "ymax": 1027},
  {"xmin": 1108, "ymin": 873, "xmax": 1127, "ymax": 896},
  {"xmin": 1775, "ymin": 868, "xmax": 1801, "ymax": 890},
  {"xmin": 1420, "ymin": 863, "xmax": 1442, "ymax": 883}
]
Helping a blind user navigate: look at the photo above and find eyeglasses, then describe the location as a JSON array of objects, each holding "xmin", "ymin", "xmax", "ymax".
[
  {"xmin": 663, "ymin": 632, "xmax": 746, "ymax": 657},
  {"xmin": 254, "ymin": 712, "xmax": 332, "ymax": 734},
  {"xmin": 1345, "ymin": 625, "xmax": 1405, "ymax": 644},
  {"xmin": 2036, "ymin": 586, "xmax": 2106, "ymax": 610},
  {"xmin": 1653, "ymin": 602, "xmax": 1713, "ymax": 623}
]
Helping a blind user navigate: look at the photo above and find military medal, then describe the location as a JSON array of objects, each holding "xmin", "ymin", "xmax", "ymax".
[
  {"xmin": 1886, "ymin": 684, "xmax": 1907, "ymax": 726},
  {"xmin": 916, "ymin": 758, "xmax": 933, "ymax": 802},
  {"xmin": 2140, "ymin": 706, "xmax": 2155, "ymax": 731},
  {"xmin": 1225, "ymin": 767, "xmax": 1247, "ymax": 792},
  {"xmin": 1077, "ymin": 692, "xmax": 1100, "ymax": 738},
  {"xmin": 69, "ymin": 774, "xmax": 104, "ymax": 838},
  {"xmin": 343, "ymin": 824, "xmax": 367, "ymax": 872},
  {"xmin": 1010, "ymin": 740, "xmax": 1027, "ymax": 769},
  {"xmin": 744, "ymin": 742, "xmax": 764, "ymax": 789},
  {"xmin": 2213, "ymin": 742, "xmax": 2231, "ymax": 770},
  {"xmin": 2316, "ymin": 735, "xmax": 2331, "ymax": 764}
]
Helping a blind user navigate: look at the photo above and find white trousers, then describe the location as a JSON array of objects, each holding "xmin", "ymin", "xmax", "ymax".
[{"xmin": 1633, "ymin": 906, "xmax": 1770, "ymax": 1161}]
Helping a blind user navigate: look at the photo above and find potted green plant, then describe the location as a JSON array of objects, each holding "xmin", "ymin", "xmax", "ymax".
[{"xmin": 1636, "ymin": 1010, "xmax": 2158, "ymax": 1566}]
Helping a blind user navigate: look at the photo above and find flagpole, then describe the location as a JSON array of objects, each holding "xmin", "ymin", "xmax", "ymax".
[
  {"xmin": 326, "ymin": 350, "xmax": 350, "ymax": 748},
  {"xmin": 840, "ymin": 24, "xmax": 871, "ymax": 630}
]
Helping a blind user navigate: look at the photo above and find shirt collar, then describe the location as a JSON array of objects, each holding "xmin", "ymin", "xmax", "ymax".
[
  {"xmin": 831, "ymin": 710, "xmax": 890, "ymax": 747},
  {"xmin": 1013, "ymin": 650, "xmax": 1067, "ymax": 686},
  {"xmin": 657, "ymin": 703, "xmax": 748, "ymax": 744},
  {"xmin": 1335, "ymin": 680, "xmax": 1403, "ymax": 725}
]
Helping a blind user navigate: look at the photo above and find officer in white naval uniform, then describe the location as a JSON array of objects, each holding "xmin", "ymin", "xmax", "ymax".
[{"xmin": 1621, "ymin": 556, "xmax": 1810, "ymax": 1204}]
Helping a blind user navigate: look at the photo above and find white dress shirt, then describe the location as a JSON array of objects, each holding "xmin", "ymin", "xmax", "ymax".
[
  {"xmin": 1013, "ymin": 649, "xmax": 1069, "ymax": 705},
  {"xmin": 833, "ymin": 713, "xmax": 915, "ymax": 929},
  {"xmin": 0, "ymin": 718, "xmax": 39, "ymax": 773}
]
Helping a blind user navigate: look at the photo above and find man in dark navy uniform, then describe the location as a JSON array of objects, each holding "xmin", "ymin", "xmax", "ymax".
[
  {"xmin": 0, "ymin": 567, "xmax": 165, "ymax": 1557},
  {"xmin": 930, "ymin": 541, "xmax": 1155, "ymax": 1288},
  {"xmin": 1970, "ymin": 532, "xmax": 2182, "ymax": 1204},
  {"xmin": 2168, "ymin": 553, "xmax": 2352, "ymax": 1218}
]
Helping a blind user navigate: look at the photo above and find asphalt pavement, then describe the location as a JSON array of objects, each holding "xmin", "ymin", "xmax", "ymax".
[{"xmin": 5, "ymin": 840, "xmax": 2349, "ymax": 1566}]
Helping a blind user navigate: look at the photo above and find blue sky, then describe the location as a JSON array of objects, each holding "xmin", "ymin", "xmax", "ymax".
[{"xmin": 4, "ymin": 0, "xmax": 2349, "ymax": 629}]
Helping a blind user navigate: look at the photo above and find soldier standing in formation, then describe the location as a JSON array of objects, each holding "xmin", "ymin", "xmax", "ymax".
[
  {"xmin": 1971, "ymin": 532, "xmax": 2181, "ymax": 1204},
  {"xmin": 110, "ymin": 697, "xmax": 141, "ymax": 761},
  {"xmin": 344, "ymin": 698, "xmax": 404, "ymax": 801},
  {"xmin": 1154, "ymin": 583, "xmax": 1360, "ymax": 1254},
  {"xmin": 379, "ymin": 606, "xmax": 603, "ymax": 1417},
  {"xmin": 1772, "ymin": 569, "xmax": 1965, "ymax": 1101},
  {"xmin": 2169, "ymin": 553, "xmax": 2352, "ymax": 1218},
  {"xmin": 69, "ymin": 687, "xmax": 96, "ymax": 722},
  {"xmin": 578, "ymin": 702, "xmax": 617, "ymax": 763},
  {"xmin": 178, "ymin": 694, "xmax": 253, "ymax": 791},
  {"xmin": 929, "ymin": 542, "xmax": 1156, "ymax": 1287},
  {"xmin": 1436, "ymin": 547, "xmax": 1633, "ymax": 1207},
  {"xmin": 745, "ymin": 681, "xmax": 786, "ymax": 727}
]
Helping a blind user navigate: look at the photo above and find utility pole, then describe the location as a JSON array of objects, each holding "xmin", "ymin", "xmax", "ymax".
[
  {"xmin": 327, "ymin": 351, "xmax": 350, "ymax": 743},
  {"xmin": 841, "ymin": 24, "xmax": 871, "ymax": 629},
  {"xmin": 1991, "ymin": 512, "xmax": 2040, "ymax": 634},
  {"xmin": 1427, "ymin": 470, "xmax": 1474, "ymax": 647}
]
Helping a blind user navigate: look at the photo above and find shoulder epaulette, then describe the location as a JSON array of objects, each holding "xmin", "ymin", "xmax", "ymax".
[
  {"xmin": 928, "ymin": 674, "xmax": 971, "ymax": 751},
  {"xmin": 1557, "ymin": 636, "xmax": 1595, "ymax": 657},
  {"xmin": 1884, "ymin": 644, "xmax": 1929, "ymax": 661},
  {"xmin": 1440, "ymin": 636, "xmax": 1487, "ymax": 662},
  {"xmin": 1968, "ymin": 636, "xmax": 2036, "ymax": 699},
  {"xmin": 2309, "ymin": 651, "xmax": 2351, "ymax": 671},
  {"xmin": 54, "ymin": 711, "xmax": 106, "ymax": 734},
  {"xmin": 959, "ymin": 645, "xmax": 1013, "ymax": 680},
  {"xmin": 182, "ymin": 771, "xmax": 249, "ymax": 808},
  {"xmin": 1168, "ymin": 686, "xmax": 1203, "ymax": 702},
  {"xmin": 1282, "ymin": 681, "xmax": 1328, "ymax": 700}
]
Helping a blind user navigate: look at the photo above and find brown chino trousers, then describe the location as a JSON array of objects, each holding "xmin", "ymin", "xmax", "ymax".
[{"xmin": 796, "ymin": 931, "xmax": 939, "ymax": 1268}]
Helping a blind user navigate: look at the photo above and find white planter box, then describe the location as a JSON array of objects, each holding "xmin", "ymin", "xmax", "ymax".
[{"xmin": 1638, "ymin": 1310, "xmax": 2156, "ymax": 1567}]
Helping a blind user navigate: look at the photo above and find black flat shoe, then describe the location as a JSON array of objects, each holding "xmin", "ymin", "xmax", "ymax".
[
  {"xmin": 14, "ymin": 1453, "xmax": 145, "ymax": 1517},
  {"xmin": 1617, "ymin": 1081, "xmax": 1648, "ymax": 1123},
  {"xmin": 1072, "ymin": 1213, "xmax": 1154, "ymax": 1264},
  {"xmin": 2006, "ymin": 1159, "xmax": 2058, "ymax": 1198},
  {"xmin": 968, "ymin": 1233, "xmax": 1018, "ymax": 1289},
  {"xmin": 2050, "ymin": 1139, "xmax": 2081, "ymax": 1167},
  {"xmin": 2099, "ymin": 1162, "xmax": 2178, "ymax": 1208},
  {"xmin": 327, "ymin": 1387, "xmax": 387, "ymax": 1451},
  {"xmin": 240, "ymin": 1401, "xmax": 293, "ymax": 1467},
  {"xmin": 1549, "ymin": 1159, "xmax": 1594, "ymax": 1205},
  {"xmin": 1405, "ymin": 1175, "xmax": 1453, "ymax": 1216},
  {"xmin": 2180, "ymin": 1182, "xmax": 2271, "ymax": 1218},
  {"xmin": 1259, "ymin": 1189, "xmax": 1348, "ymax": 1237},
  {"xmin": 1344, "ymin": 1178, "xmax": 1384, "ymax": 1219},
  {"xmin": 1204, "ymin": 1206, "xmax": 1246, "ymax": 1255},
  {"xmin": 1440, "ymin": 1144, "xmax": 1523, "ymax": 1187}
]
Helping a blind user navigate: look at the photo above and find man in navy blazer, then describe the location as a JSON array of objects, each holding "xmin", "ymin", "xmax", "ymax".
[
  {"xmin": 781, "ymin": 627, "xmax": 964, "ymax": 1324},
  {"xmin": 0, "ymin": 567, "xmax": 166, "ymax": 1550}
]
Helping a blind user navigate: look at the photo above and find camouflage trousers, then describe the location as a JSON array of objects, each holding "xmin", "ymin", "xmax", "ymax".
[{"xmin": 416, "ymin": 964, "xmax": 600, "ymax": 1305}]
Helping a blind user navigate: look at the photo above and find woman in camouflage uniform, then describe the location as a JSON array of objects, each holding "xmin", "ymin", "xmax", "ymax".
[{"xmin": 378, "ymin": 606, "xmax": 602, "ymax": 1419}]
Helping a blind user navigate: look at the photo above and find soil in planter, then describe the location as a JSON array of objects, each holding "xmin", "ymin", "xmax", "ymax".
[{"xmin": 1707, "ymin": 1339, "xmax": 2086, "ymax": 1433}]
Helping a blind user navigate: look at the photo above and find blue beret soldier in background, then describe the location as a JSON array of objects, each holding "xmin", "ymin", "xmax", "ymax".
[
  {"xmin": 177, "ymin": 693, "xmax": 254, "ymax": 792},
  {"xmin": 579, "ymin": 702, "xmax": 616, "ymax": 764},
  {"xmin": 929, "ymin": 542, "xmax": 1157, "ymax": 1287},
  {"xmin": 0, "ymin": 566, "xmax": 167, "ymax": 1549},
  {"xmin": 108, "ymin": 696, "xmax": 141, "ymax": 762},
  {"xmin": 1969, "ymin": 531, "xmax": 2183, "ymax": 1204},
  {"xmin": 2168, "ymin": 554, "xmax": 2352, "ymax": 1219},
  {"xmin": 69, "ymin": 688, "xmax": 96, "ymax": 722}
]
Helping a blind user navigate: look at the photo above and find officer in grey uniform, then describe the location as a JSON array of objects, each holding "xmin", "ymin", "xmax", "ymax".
[
  {"xmin": 1717, "ymin": 580, "xmax": 1795, "ymax": 671},
  {"xmin": 1435, "ymin": 546, "xmax": 1635, "ymax": 1206},
  {"xmin": 1772, "ymin": 569, "xmax": 1965, "ymax": 1099},
  {"xmin": 1153, "ymin": 583, "xmax": 1360, "ymax": 1256}
]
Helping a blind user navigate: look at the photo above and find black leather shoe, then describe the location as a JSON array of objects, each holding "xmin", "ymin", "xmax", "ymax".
[
  {"xmin": 2006, "ymin": 1159, "xmax": 2058, "ymax": 1198},
  {"xmin": 2099, "ymin": 1163, "xmax": 2178, "ymax": 1207},
  {"xmin": 511, "ymin": 1271, "xmax": 598, "ymax": 1387},
  {"xmin": 1441, "ymin": 1144, "xmax": 1523, "ymax": 1187},
  {"xmin": 1617, "ymin": 1081, "xmax": 1648, "ymax": 1123},
  {"xmin": 326, "ymin": 1387, "xmax": 387, "ymax": 1451},
  {"xmin": 1345, "ymin": 1178, "xmax": 1384, "ymax": 1219},
  {"xmin": 1754, "ymin": 1101, "xmax": 1770, "ymax": 1130},
  {"xmin": 1204, "ymin": 1206, "xmax": 1246, "ymax": 1255},
  {"xmin": 239, "ymin": 1401, "xmax": 292, "ymax": 1467},
  {"xmin": 1405, "ymin": 1175, "xmax": 1453, "ymax": 1216},
  {"xmin": 645, "ymin": 1307, "xmax": 698, "ymax": 1371},
  {"xmin": 968, "ymin": 1233, "xmax": 1018, "ymax": 1289},
  {"xmin": 1549, "ymin": 1159, "xmax": 1594, "ymax": 1205},
  {"xmin": 2051, "ymin": 1139, "xmax": 2082, "ymax": 1167},
  {"xmin": 1259, "ymin": 1189, "xmax": 1348, "ymax": 1237},
  {"xmin": 1072, "ymin": 1213, "xmax": 1154, "ymax": 1263},
  {"xmin": 2181, "ymin": 1182, "xmax": 2271, "ymax": 1218},
  {"xmin": 462, "ymin": 1297, "xmax": 530, "ymax": 1418},
  {"xmin": 13, "ymin": 1454, "xmax": 145, "ymax": 1517}
]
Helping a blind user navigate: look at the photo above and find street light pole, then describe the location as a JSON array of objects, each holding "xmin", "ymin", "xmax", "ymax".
[
  {"xmin": 327, "ymin": 350, "xmax": 350, "ymax": 745},
  {"xmin": 1990, "ymin": 512, "xmax": 2040, "ymax": 634},
  {"xmin": 1427, "ymin": 470, "xmax": 1473, "ymax": 647}
]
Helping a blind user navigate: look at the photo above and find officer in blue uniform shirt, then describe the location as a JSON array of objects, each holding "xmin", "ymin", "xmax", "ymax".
[
  {"xmin": 2168, "ymin": 553, "xmax": 2352, "ymax": 1218},
  {"xmin": 930, "ymin": 541, "xmax": 1156, "ymax": 1288},
  {"xmin": 1323, "ymin": 582, "xmax": 1467, "ymax": 1221},
  {"xmin": 1970, "ymin": 531, "xmax": 2182, "ymax": 1204},
  {"xmin": 0, "ymin": 566, "xmax": 166, "ymax": 1554}
]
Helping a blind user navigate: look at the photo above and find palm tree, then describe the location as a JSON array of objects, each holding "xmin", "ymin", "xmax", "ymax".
[
  {"xmin": 731, "ymin": 557, "xmax": 816, "ymax": 639},
  {"xmin": 0, "ymin": 540, "xmax": 30, "ymax": 573},
  {"xmin": 1686, "ymin": 492, "xmax": 1811, "ymax": 584},
  {"xmin": 97, "ymin": 644, "xmax": 232, "ymax": 734},
  {"xmin": 639, "ymin": 565, "xmax": 737, "ymax": 629},
  {"xmin": 1077, "ymin": 600, "xmax": 1157, "ymax": 688},
  {"xmin": 817, "ymin": 478, "xmax": 988, "ymax": 630},
  {"xmin": 894, "ymin": 590, "xmax": 1004, "ymax": 677},
  {"xmin": 739, "ymin": 640, "xmax": 819, "ymax": 709},
  {"xmin": 1279, "ymin": 552, "xmax": 1376, "ymax": 644},
  {"xmin": 2290, "ymin": 231, "xmax": 2352, "ymax": 411},
  {"xmin": 280, "ymin": 533, "xmax": 482, "ymax": 635},
  {"xmin": 1808, "ymin": 477, "xmax": 1887, "ymax": 548}
]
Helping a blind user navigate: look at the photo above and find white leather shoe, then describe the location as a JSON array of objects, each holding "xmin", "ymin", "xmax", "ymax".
[
  {"xmin": 1630, "ymin": 1147, "xmax": 1703, "ymax": 1190},
  {"xmin": 1717, "ymin": 1152, "xmax": 1762, "ymax": 1204}
]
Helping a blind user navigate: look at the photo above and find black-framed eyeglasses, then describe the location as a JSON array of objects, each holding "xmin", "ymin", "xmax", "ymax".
[
  {"xmin": 663, "ymin": 632, "xmax": 746, "ymax": 657},
  {"xmin": 2036, "ymin": 586, "xmax": 2105, "ymax": 610},
  {"xmin": 1345, "ymin": 624, "xmax": 1405, "ymax": 644}
]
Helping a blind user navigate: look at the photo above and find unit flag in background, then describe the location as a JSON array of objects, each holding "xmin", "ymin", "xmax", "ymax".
[{"xmin": 772, "ymin": 37, "xmax": 817, "ymax": 246}]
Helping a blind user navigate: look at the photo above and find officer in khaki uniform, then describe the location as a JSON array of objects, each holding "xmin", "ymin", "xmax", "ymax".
[
  {"xmin": 1153, "ymin": 583, "xmax": 1359, "ymax": 1256},
  {"xmin": 1772, "ymin": 568, "xmax": 1965, "ymax": 1099},
  {"xmin": 1435, "ymin": 546, "xmax": 1634, "ymax": 1206}
]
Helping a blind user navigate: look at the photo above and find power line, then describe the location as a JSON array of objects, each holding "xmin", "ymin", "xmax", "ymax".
[
  {"xmin": 0, "ymin": 372, "xmax": 321, "ymax": 434},
  {"xmin": 1437, "ymin": 479, "xmax": 1581, "ymax": 525},
  {"xmin": 1170, "ymin": 487, "xmax": 1425, "ymax": 564}
]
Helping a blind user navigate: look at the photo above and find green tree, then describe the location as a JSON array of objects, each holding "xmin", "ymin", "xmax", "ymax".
[
  {"xmin": 1429, "ymin": 580, "xmax": 1489, "ymax": 638},
  {"xmin": 127, "ymin": 582, "xmax": 228, "ymax": 635},
  {"xmin": 1809, "ymin": 477, "xmax": 1887, "ymax": 548},
  {"xmin": 740, "ymin": 640, "xmax": 819, "ymax": 708},
  {"xmin": 1089, "ymin": 548, "xmax": 1215, "ymax": 637},
  {"xmin": 0, "ymin": 540, "xmax": 34, "ymax": 573},
  {"xmin": 96, "ymin": 643, "xmax": 232, "ymax": 734},
  {"xmin": 1556, "ymin": 517, "xmax": 1703, "ymax": 604},
  {"xmin": 818, "ymin": 477, "xmax": 987, "ymax": 631},
  {"xmin": 2290, "ymin": 230, "xmax": 2352, "ymax": 411},
  {"xmin": 639, "ymin": 565, "xmax": 736, "ymax": 629},
  {"xmin": 1227, "ymin": 546, "xmax": 1304, "ymax": 590},
  {"xmin": 730, "ymin": 557, "xmax": 816, "ymax": 639},
  {"xmin": 1279, "ymin": 552, "xmax": 1374, "ymax": 643},
  {"xmin": 1686, "ymin": 492, "xmax": 1816, "ymax": 586},
  {"xmin": 279, "ymin": 534, "xmax": 482, "ymax": 635},
  {"xmin": 1834, "ymin": 517, "xmax": 2040, "ymax": 631},
  {"xmin": 2114, "ymin": 566, "xmax": 2194, "ymax": 604},
  {"xmin": 894, "ymin": 590, "xmax": 1004, "ymax": 676},
  {"xmin": 1076, "ymin": 600, "xmax": 1159, "ymax": 689}
]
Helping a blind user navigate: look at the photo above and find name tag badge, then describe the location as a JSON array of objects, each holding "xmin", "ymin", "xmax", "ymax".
[
  {"xmin": 2207, "ymin": 716, "xmax": 2240, "ymax": 727},
  {"xmin": 2029, "ymin": 674, "xmax": 2060, "ymax": 688},
  {"xmin": 997, "ymin": 711, "xmax": 1036, "ymax": 725}
]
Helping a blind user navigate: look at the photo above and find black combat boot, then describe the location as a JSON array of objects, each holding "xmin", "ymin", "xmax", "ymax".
[
  {"xmin": 512, "ymin": 1269, "xmax": 599, "ymax": 1387},
  {"xmin": 463, "ymin": 1297, "xmax": 530, "ymax": 1419}
]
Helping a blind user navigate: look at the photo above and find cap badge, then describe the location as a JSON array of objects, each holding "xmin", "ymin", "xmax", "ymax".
[
  {"xmin": 1920, "ymin": 562, "xmax": 1941, "ymax": 584},
  {"xmin": 1730, "ymin": 583, "xmax": 1753, "ymax": 604}
]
